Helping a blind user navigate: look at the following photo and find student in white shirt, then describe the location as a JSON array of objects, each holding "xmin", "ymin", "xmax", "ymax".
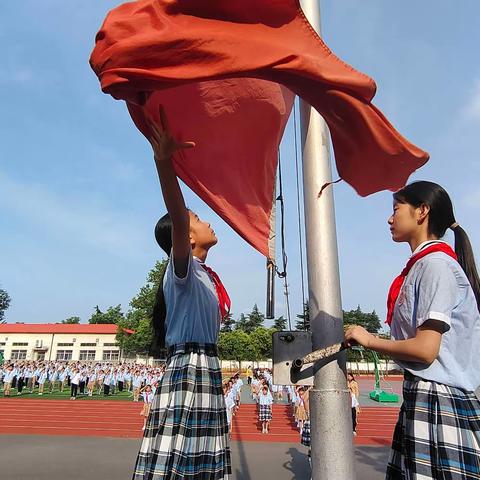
[
  {"xmin": 258, "ymin": 385, "xmax": 273, "ymax": 434},
  {"xmin": 70, "ymin": 369, "xmax": 81, "ymax": 400},
  {"xmin": 139, "ymin": 385, "xmax": 154, "ymax": 431},
  {"xmin": 37, "ymin": 368, "xmax": 48, "ymax": 395},
  {"xmin": 345, "ymin": 181, "xmax": 480, "ymax": 479},
  {"xmin": 2, "ymin": 366, "xmax": 15, "ymax": 397}
]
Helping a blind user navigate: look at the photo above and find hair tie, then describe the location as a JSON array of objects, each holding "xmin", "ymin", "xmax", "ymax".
[{"xmin": 450, "ymin": 222, "xmax": 459, "ymax": 230}]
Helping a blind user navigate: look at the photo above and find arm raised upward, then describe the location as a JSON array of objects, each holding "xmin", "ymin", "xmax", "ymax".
[{"xmin": 147, "ymin": 107, "xmax": 195, "ymax": 278}]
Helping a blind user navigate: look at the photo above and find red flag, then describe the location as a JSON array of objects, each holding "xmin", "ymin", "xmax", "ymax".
[{"xmin": 90, "ymin": 0, "xmax": 429, "ymax": 258}]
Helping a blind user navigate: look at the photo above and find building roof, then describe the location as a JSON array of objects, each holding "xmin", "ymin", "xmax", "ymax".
[{"xmin": 0, "ymin": 323, "xmax": 134, "ymax": 335}]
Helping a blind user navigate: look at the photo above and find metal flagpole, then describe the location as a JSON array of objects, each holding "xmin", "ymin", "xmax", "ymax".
[{"xmin": 298, "ymin": 1, "xmax": 356, "ymax": 479}]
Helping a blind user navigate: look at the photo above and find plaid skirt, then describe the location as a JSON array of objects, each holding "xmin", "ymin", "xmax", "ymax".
[
  {"xmin": 259, "ymin": 404, "xmax": 272, "ymax": 422},
  {"xmin": 301, "ymin": 420, "xmax": 311, "ymax": 447},
  {"xmin": 386, "ymin": 374, "xmax": 480, "ymax": 480},
  {"xmin": 132, "ymin": 343, "xmax": 231, "ymax": 480}
]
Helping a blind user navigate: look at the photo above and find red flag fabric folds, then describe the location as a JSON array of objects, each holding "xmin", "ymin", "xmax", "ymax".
[{"xmin": 90, "ymin": 0, "xmax": 429, "ymax": 258}]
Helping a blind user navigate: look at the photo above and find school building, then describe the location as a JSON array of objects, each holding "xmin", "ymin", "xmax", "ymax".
[{"xmin": 0, "ymin": 323, "xmax": 133, "ymax": 362}]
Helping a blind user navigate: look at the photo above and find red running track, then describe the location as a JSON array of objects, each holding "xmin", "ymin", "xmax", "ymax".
[{"xmin": 0, "ymin": 398, "xmax": 399, "ymax": 446}]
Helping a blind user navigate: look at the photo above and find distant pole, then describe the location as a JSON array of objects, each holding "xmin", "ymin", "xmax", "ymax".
[{"xmin": 299, "ymin": 1, "xmax": 356, "ymax": 479}]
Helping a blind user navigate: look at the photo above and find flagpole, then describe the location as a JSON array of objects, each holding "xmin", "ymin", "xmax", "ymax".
[{"xmin": 298, "ymin": 1, "xmax": 356, "ymax": 479}]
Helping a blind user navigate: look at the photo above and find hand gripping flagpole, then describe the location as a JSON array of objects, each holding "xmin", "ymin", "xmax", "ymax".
[{"xmin": 298, "ymin": 1, "xmax": 356, "ymax": 478}]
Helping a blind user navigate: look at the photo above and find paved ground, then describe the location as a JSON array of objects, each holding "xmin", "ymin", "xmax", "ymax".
[{"xmin": 0, "ymin": 435, "xmax": 390, "ymax": 479}]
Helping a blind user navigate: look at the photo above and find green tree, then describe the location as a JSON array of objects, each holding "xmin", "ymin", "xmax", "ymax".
[
  {"xmin": 250, "ymin": 327, "xmax": 275, "ymax": 359},
  {"xmin": 236, "ymin": 304, "xmax": 265, "ymax": 333},
  {"xmin": 295, "ymin": 302, "xmax": 310, "ymax": 331},
  {"xmin": 89, "ymin": 305, "xmax": 124, "ymax": 324},
  {"xmin": 343, "ymin": 306, "xmax": 381, "ymax": 333},
  {"xmin": 0, "ymin": 287, "xmax": 11, "ymax": 324},
  {"xmin": 218, "ymin": 330, "xmax": 259, "ymax": 362},
  {"xmin": 129, "ymin": 260, "xmax": 168, "ymax": 317},
  {"xmin": 235, "ymin": 313, "xmax": 249, "ymax": 331},
  {"xmin": 116, "ymin": 260, "xmax": 168, "ymax": 356},
  {"xmin": 60, "ymin": 316, "xmax": 81, "ymax": 324},
  {"xmin": 220, "ymin": 312, "xmax": 235, "ymax": 332},
  {"xmin": 117, "ymin": 310, "xmax": 153, "ymax": 356},
  {"xmin": 273, "ymin": 315, "xmax": 287, "ymax": 331}
]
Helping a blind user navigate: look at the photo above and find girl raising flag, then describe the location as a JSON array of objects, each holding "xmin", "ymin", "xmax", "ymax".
[
  {"xmin": 132, "ymin": 107, "xmax": 231, "ymax": 480},
  {"xmin": 345, "ymin": 181, "xmax": 480, "ymax": 479}
]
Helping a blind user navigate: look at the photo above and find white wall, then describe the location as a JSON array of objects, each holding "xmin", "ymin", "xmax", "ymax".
[{"xmin": 0, "ymin": 332, "xmax": 120, "ymax": 362}]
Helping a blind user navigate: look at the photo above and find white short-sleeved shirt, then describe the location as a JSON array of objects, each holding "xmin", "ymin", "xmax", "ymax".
[
  {"xmin": 391, "ymin": 241, "xmax": 480, "ymax": 391},
  {"xmin": 163, "ymin": 251, "xmax": 221, "ymax": 346}
]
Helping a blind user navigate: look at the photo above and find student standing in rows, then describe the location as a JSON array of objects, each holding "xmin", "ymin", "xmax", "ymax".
[
  {"xmin": 132, "ymin": 108, "xmax": 231, "ymax": 480},
  {"xmin": 70, "ymin": 368, "xmax": 81, "ymax": 400},
  {"xmin": 345, "ymin": 181, "xmax": 480, "ymax": 479},
  {"xmin": 2, "ymin": 365, "xmax": 14, "ymax": 397},
  {"xmin": 37, "ymin": 367, "xmax": 48, "ymax": 395},
  {"xmin": 87, "ymin": 369, "xmax": 97, "ymax": 397},
  {"xmin": 132, "ymin": 370, "xmax": 143, "ymax": 402}
]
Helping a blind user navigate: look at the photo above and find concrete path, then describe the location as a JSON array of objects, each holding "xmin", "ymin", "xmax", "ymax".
[{"xmin": 0, "ymin": 435, "xmax": 390, "ymax": 479}]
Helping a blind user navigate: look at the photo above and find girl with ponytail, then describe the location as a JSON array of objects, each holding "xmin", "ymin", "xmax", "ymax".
[
  {"xmin": 345, "ymin": 181, "xmax": 480, "ymax": 479},
  {"xmin": 132, "ymin": 107, "xmax": 231, "ymax": 480}
]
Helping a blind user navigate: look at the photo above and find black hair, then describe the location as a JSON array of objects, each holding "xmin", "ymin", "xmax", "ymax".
[
  {"xmin": 394, "ymin": 181, "xmax": 480, "ymax": 310},
  {"xmin": 149, "ymin": 214, "xmax": 172, "ymax": 357}
]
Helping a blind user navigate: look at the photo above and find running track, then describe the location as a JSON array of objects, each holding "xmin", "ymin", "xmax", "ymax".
[{"xmin": 0, "ymin": 398, "xmax": 399, "ymax": 446}]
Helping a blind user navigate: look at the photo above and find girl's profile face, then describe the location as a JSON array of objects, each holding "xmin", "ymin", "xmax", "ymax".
[
  {"xmin": 189, "ymin": 211, "xmax": 217, "ymax": 249},
  {"xmin": 388, "ymin": 201, "xmax": 422, "ymax": 243}
]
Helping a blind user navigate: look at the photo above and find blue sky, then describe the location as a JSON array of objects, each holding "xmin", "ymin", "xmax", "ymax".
[{"xmin": 1, "ymin": 1, "xmax": 479, "ymax": 329}]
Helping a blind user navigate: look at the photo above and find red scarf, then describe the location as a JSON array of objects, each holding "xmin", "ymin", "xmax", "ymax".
[
  {"xmin": 385, "ymin": 242, "xmax": 457, "ymax": 326},
  {"xmin": 201, "ymin": 264, "xmax": 231, "ymax": 321}
]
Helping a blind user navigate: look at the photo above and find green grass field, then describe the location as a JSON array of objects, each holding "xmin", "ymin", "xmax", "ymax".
[{"xmin": 1, "ymin": 386, "xmax": 133, "ymax": 401}]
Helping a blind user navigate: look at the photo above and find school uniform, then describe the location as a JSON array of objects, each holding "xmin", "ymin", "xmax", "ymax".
[
  {"xmin": 133, "ymin": 252, "xmax": 231, "ymax": 480},
  {"xmin": 103, "ymin": 373, "xmax": 112, "ymax": 396},
  {"xmin": 386, "ymin": 241, "xmax": 480, "ymax": 479},
  {"xmin": 224, "ymin": 391, "xmax": 236, "ymax": 428},
  {"xmin": 258, "ymin": 391, "xmax": 273, "ymax": 422},
  {"xmin": 2, "ymin": 369, "xmax": 15, "ymax": 395},
  {"xmin": 140, "ymin": 391, "xmax": 154, "ymax": 418}
]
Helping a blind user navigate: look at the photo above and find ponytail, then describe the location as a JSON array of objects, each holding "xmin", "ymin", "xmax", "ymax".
[
  {"xmin": 149, "ymin": 214, "xmax": 172, "ymax": 357},
  {"xmin": 452, "ymin": 225, "xmax": 480, "ymax": 311}
]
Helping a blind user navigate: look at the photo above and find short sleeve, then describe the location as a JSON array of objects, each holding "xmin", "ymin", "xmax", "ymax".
[
  {"xmin": 167, "ymin": 249, "xmax": 193, "ymax": 286},
  {"xmin": 414, "ymin": 258, "xmax": 458, "ymax": 331}
]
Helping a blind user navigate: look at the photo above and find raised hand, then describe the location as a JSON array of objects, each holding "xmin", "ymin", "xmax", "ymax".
[{"xmin": 147, "ymin": 106, "xmax": 195, "ymax": 164}]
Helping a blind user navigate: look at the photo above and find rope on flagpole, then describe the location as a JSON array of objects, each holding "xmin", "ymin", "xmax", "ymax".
[
  {"xmin": 276, "ymin": 150, "xmax": 292, "ymax": 330},
  {"xmin": 293, "ymin": 98, "xmax": 307, "ymax": 327}
]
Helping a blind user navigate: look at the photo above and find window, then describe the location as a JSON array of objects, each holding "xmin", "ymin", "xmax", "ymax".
[
  {"xmin": 0, "ymin": 342, "xmax": 6, "ymax": 346},
  {"xmin": 80, "ymin": 343, "xmax": 96, "ymax": 347},
  {"xmin": 102, "ymin": 350, "xmax": 120, "ymax": 361},
  {"xmin": 11, "ymin": 350, "xmax": 27, "ymax": 360},
  {"xmin": 79, "ymin": 350, "xmax": 96, "ymax": 361},
  {"xmin": 56, "ymin": 350, "xmax": 73, "ymax": 361},
  {"xmin": 103, "ymin": 343, "xmax": 118, "ymax": 347},
  {"xmin": 57, "ymin": 343, "xmax": 74, "ymax": 347},
  {"xmin": 12, "ymin": 342, "xmax": 28, "ymax": 346}
]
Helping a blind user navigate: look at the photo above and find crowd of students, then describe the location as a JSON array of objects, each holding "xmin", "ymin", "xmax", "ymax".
[{"xmin": 0, "ymin": 360, "xmax": 166, "ymax": 401}]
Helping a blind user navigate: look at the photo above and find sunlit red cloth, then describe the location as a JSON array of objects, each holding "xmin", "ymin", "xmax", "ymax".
[
  {"xmin": 385, "ymin": 243, "xmax": 458, "ymax": 326},
  {"xmin": 90, "ymin": 0, "xmax": 429, "ymax": 258}
]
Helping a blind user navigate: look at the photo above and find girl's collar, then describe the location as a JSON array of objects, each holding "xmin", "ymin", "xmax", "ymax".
[{"xmin": 411, "ymin": 239, "xmax": 445, "ymax": 257}]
